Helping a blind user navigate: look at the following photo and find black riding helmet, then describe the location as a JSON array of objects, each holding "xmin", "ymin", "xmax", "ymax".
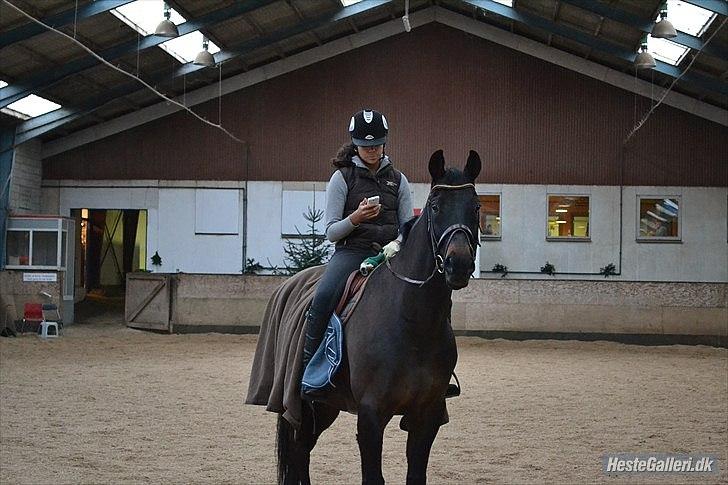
[{"xmin": 349, "ymin": 109, "xmax": 388, "ymax": 147}]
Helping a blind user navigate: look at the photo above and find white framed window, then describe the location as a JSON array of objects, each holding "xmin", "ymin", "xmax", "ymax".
[
  {"xmin": 547, "ymin": 195, "xmax": 590, "ymax": 240},
  {"xmin": 478, "ymin": 194, "xmax": 501, "ymax": 240},
  {"xmin": 5, "ymin": 229, "xmax": 66, "ymax": 269},
  {"xmin": 5, "ymin": 217, "xmax": 72, "ymax": 270},
  {"xmin": 637, "ymin": 196, "xmax": 681, "ymax": 242}
]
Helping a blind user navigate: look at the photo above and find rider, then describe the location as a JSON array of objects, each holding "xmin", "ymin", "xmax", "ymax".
[{"xmin": 301, "ymin": 109, "xmax": 413, "ymax": 397}]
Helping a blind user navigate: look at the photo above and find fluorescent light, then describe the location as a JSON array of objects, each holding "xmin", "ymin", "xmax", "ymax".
[
  {"xmin": 556, "ymin": 221, "xmax": 567, "ymax": 224},
  {"xmin": 655, "ymin": 204, "xmax": 677, "ymax": 217},
  {"xmin": 492, "ymin": 0, "xmax": 513, "ymax": 6},
  {"xmin": 646, "ymin": 210, "xmax": 667, "ymax": 222},
  {"xmin": 555, "ymin": 209, "xmax": 568, "ymax": 213},
  {"xmin": 0, "ymin": 80, "xmax": 7, "ymax": 88},
  {"xmin": 340, "ymin": 0, "xmax": 363, "ymax": 6},
  {"xmin": 5, "ymin": 94, "xmax": 61, "ymax": 118},
  {"xmin": 161, "ymin": 31, "xmax": 220, "ymax": 63}
]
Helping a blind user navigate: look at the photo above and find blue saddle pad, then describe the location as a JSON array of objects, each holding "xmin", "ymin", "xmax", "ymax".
[{"xmin": 301, "ymin": 313, "xmax": 344, "ymax": 393}]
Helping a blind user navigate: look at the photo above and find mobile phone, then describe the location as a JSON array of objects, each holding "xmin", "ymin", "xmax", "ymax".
[{"xmin": 366, "ymin": 196, "xmax": 380, "ymax": 206}]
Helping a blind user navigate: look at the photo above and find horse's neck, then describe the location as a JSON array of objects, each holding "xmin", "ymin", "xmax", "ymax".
[{"xmin": 391, "ymin": 215, "xmax": 452, "ymax": 324}]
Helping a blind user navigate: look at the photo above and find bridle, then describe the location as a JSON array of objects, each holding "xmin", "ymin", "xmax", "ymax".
[{"xmin": 386, "ymin": 183, "xmax": 479, "ymax": 287}]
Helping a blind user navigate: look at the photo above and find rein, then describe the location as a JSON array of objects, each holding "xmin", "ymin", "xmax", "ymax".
[{"xmin": 386, "ymin": 183, "xmax": 479, "ymax": 287}]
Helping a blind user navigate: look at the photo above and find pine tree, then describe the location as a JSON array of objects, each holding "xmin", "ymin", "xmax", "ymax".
[{"xmin": 282, "ymin": 200, "xmax": 331, "ymax": 274}]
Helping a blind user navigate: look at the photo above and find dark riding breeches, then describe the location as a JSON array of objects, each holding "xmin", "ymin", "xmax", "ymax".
[{"xmin": 305, "ymin": 247, "xmax": 376, "ymax": 345}]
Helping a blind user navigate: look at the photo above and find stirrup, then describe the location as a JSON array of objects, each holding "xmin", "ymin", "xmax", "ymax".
[{"xmin": 444, "ymin": 372, "xmax": 461, "ymax": 399}]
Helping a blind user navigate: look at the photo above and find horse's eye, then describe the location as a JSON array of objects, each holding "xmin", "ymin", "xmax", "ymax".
[
  {"xmin": 475, "ymin": 204, "xmax": 481, "ymax": 213},
  {"xmin": 431, "ymin": 204, "xmax": 439, "ymax": 213}
]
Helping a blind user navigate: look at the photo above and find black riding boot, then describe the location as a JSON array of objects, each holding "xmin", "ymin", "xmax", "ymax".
[{"xmin": 301, "ymin": 311, "xmax": 327, "ymax": 399}]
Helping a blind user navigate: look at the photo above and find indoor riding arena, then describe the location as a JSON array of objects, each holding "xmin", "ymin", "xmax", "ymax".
[{"xmin": 1, "ymin": 1, "xmax": 726, "ymax": 484}]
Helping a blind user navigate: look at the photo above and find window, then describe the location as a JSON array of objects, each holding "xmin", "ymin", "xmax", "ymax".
[
  {"xmin": 6, "ymin": 231, "xmax": 30, "ymax": 266},
  {"xmin": 646, "ymin": 0, "xmax": 716, "ymax": 67},
  {"xmin": 5, "ymin": 230, "xmax": 64, "ymax": 267},
  {"xmin": 547, "ymin": 195, "xmax": 590, "ymax": 240},
  {"xmin": 5, "ymin": 217, "xmax": 71, "ymax": 269},
  {"xmin": 637, "ymin": 196, "xmax": 680, "ymax": 241},
  {"xmin": 478, "ymin": 194, "xmax": 501, "ymax": 239},
  {"xmin": 110, "ymin": 1, "xmax": 220, "ymax": 64},
  {"xmin": 32, "ymin": 231, "xmax": 59, "ymax": 266}
]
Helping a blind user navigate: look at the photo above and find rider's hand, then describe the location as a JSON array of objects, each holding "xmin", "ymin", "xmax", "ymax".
[
  {"xmin": 349, "ymin": 198, "xmax": 380, "ymax": 226},
  {"xmin": 382, "ymin": 240, "xmax": 400, "ymax": 259}
]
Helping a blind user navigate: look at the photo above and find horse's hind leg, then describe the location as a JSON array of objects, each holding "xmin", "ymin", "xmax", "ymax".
[
  {"xmin": 311, "ymin": 402, "xmax": 340, "ymax": 447},
  {"xmin": 277, "ymin": 410, "xmax": 314, "ymax": 485},
  {"xmin": 276, "ymin": 403, "xmax": 339, "ymax": 485},
  {"xmin": 404, "ymin": 401, "xmax": 445, "ymax": 485}
]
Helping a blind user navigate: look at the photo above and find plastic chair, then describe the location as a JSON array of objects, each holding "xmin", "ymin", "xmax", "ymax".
[
  {"xmin": 38, "ymin": 321, "xmax": 59, "ymax": 338},
  {"xmin": 21, "ymin": 303, "xmax": 43, "ymax": 333},
  {"xmin": 42, "ymin": 303, "xmax": 63, "ymax": 335}
]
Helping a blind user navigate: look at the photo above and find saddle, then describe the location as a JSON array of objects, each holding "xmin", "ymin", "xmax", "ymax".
[
  {"xmin": 300, "ymin": 270, "xmax": 370, "ymax": 396},
  {"xmin": 335, "ymin": 270, "xmax": 370, "ymax": 325}
]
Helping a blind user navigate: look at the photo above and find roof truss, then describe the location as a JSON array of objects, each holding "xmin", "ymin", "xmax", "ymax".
[
  {"xmin": 0, "ymin": 0, "xmax": 135, "ymax": 48},
  {"xmin": 0, "ymin": 0, "xmax": 278, "ymax": 108}
]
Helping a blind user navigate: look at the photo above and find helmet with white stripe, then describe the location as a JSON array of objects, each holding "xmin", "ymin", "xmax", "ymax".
[{"xmin": 349, "ymin": 109, "xmax": 388, "ymax": 146}]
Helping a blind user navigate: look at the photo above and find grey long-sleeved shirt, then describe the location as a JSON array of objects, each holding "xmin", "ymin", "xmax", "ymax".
[{"xmin": 325, "ymin": 155, "xmax": 413, "ymax": 243}]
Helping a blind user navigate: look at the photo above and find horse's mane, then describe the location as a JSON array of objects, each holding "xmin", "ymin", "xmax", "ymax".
[{"xmin": 399, "ymin": 216, "xmax": 418, "ymax": 243}]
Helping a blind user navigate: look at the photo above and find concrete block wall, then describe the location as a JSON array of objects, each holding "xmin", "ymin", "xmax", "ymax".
[
  {"xmin": 170, "ymin": 274, "xmax": 285, "ymax": 332},
  {"xmin": 10, "ymin": 140, "xmax": 42, "ymax": 214},
  {"xmin": 451, "ymin": 280, "xmax": 727, "ymax": 340},
  {"xmin": 135, "ymin": 274, "xmax": 726, "ymax": 345},
  {"xmin": 0, "ymin": 270, "xmax": 64, "ymax": 329}
]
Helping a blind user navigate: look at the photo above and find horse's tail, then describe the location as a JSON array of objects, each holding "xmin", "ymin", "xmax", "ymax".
[{"xmin": 276, "ymin": 413, "xmax": 295, "ymax": 484}]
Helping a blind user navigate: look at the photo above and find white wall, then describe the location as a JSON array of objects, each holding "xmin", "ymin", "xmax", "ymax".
[
  {"xmin": 42, "ymin": 180, "xmax": 727, "ymax": 282},
  {"xmin": 472, "ymin": 184, "xmax": 727, "ymax": 282}
]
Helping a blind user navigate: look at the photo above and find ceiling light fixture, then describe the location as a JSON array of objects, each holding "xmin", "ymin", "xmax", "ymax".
[
  {"xmin": 651, "ymin": 1, "xmax": 678, "ymax": 39},
  {"xmin": 634, "ymin": 34, "xmax": 656, "ymax": 69},
  {"xmin": 194, "ymin": 37, "xmax": 216, "ymax": 67},
  {"xmin": 155, "ymin": 2, "xmax": 179, "ymax": 38}
]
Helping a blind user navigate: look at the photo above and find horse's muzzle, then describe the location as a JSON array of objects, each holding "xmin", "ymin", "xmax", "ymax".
[{"xmin": 443, "ymin": 240, "xmax": 474, "ymax": 290}]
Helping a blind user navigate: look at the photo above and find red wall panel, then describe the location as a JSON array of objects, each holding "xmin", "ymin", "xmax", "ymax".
[{"xmin": 43, "ymin": 23, "xmax": 727, "ymax": 187}]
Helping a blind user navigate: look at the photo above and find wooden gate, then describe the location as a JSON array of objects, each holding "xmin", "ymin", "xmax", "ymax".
[{"xmin": 125, "ymin": 273, "xmax": 171, "ymax": 332}]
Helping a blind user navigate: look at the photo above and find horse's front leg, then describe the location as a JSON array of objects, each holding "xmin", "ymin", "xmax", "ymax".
[
  {"xmin": 357, "ymin": 402, "xmax": 391, "ymax": 485},
  {"xmin": 405, "ymin": 400, "xmax": 446, "ymax": 485}
]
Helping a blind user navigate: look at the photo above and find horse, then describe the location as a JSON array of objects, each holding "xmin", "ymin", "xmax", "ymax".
[{"xmin": 273, "ymin": 149, "xmax": 481, "ymax": 484}]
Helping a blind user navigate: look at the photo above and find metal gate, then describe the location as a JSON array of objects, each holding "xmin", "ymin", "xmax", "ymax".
[{"xmin": 125, "ymin": 273, "xmax": 171, "ymax": 332}]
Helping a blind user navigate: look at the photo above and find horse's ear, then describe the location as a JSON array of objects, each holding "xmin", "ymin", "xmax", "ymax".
[
  {"xmin": 464, "ymin": 150, "xmax": 481, "ymax": 182},
  {"xmin": 429, "ymin": 150, "xmax": 446, "ymax": 182}
]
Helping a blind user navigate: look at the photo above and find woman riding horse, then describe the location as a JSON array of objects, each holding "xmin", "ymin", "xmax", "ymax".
[
  {"xmin": 256, "ymin": 147, "xmax": 482, "ymax": 485},
  {"xmin": 301, "ymin": 109, "xmax": 413, "ymax": 398}
]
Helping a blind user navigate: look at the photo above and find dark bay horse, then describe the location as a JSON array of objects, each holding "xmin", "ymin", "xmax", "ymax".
[{"xmin": 276, "ymin": 150, "xmax": 481, "ymax": 484}]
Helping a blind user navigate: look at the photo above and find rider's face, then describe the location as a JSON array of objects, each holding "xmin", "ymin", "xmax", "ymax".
[{"xmin": 356, "ymin": 144, "xmax": 384, "ymax": 168}]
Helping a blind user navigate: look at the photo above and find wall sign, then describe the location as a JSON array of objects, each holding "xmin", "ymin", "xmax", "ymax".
[{"xmin": 23, "ymin": 273, "xmax": 57, "ymax": 282}]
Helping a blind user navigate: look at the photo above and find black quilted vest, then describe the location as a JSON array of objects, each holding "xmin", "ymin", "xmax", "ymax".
[{"xmin": 337, "ymin": 163, "xmax": 402, "ymax": 250}]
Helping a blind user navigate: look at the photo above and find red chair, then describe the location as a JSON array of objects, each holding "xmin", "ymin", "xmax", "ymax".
[{"xmin": 21, "ymin": 303, "xmax": 44, "ymax": 333}]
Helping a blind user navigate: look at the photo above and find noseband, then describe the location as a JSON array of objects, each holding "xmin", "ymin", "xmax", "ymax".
[{"xmin": 386, "ymin": 183, "xmax": 479, "ymax": 287}]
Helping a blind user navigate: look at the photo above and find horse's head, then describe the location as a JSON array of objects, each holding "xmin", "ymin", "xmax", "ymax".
[{"xmin": 426, "ymin": 150, "xmax": 481, "ymax": 290}]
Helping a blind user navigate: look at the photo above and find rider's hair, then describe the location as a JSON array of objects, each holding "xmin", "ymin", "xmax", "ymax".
[{"xmin": 331, "ymin": 142, "xmax": 357, "ymax": 168}]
